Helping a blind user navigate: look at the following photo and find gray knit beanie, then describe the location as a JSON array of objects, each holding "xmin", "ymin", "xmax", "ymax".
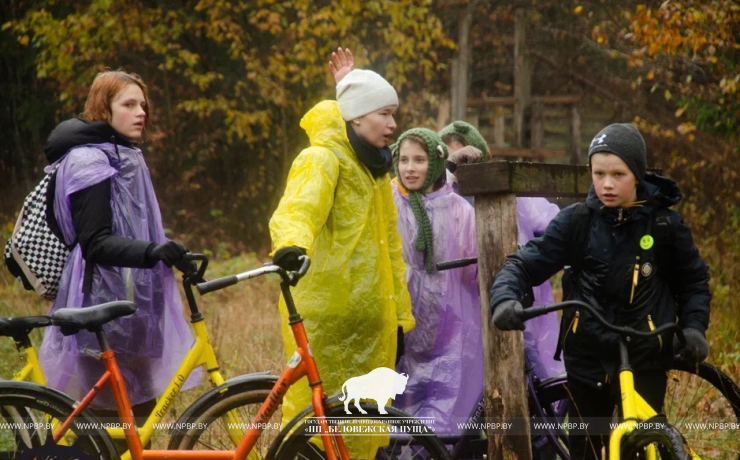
[
  {"xmin": 336, "ymin": 69, "xmax": 399, "ymax": 121},
  {"xmin": 588, "ymin": 123, "xmax": 647, "ymax": 179}
]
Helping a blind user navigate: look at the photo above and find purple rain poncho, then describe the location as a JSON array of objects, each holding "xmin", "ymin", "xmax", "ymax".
[
  {"xmin": 38, "ymin": 143, "xmax": 200, "ymax": 409},
  {"xmin": 447, "ymin": 169, "xmax": 564, "ymax": 379},
  {"xmin": 515, "ymin": 197, "xmax": 565, "ymax": 381},
  {"xmin": 391, "ymin": 180, "xmax": 482, "ymax": 435},
  {"xmin": 392, "ymin": 180, "xmax": 564, "ymax": 434}
]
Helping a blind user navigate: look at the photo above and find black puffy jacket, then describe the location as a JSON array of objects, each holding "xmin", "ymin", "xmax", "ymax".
[{"xmin": 490, "ymin": 173, "xmax": 711, "ymax": 388}]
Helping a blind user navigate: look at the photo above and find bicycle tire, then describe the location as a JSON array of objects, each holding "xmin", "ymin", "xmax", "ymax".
[
  {"xmin": 273, "ymin": 401, "xmax": 450, "ymax": 460},
  {"xmin": 621, "ymin": 423, "xmax": 691, "ymax": 459},
  {"xmin": 166, "ymin": 373, "xmax": 279, "ymax": 454},
  {"xmin": 664, "ymin": 360, "xmax": 740, "ymax": 460},
  {"xmin": 530, "ymin": 375, "xmax": 570, "ymax": 460},
  {"xmin": 0, "ymin": 380, "xmax": 118, "ymax": 459}
]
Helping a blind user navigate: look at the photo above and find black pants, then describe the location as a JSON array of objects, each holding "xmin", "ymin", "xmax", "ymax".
[{"xmin": 566, "ymin": 370, "xmax": 667, "ymax": 460}]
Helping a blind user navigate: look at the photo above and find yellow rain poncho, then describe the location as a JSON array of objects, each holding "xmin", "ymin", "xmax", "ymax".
[{"xmin": 270, "ymin": 100, "xmax": 414, "ymax": 458}]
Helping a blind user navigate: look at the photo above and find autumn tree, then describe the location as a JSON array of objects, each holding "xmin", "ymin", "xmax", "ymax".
[{"xmin": 3, "ymin": 0, "xmax": 451, "ymax": 252}]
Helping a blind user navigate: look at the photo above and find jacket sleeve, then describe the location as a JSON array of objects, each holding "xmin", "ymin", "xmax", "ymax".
[
  {"xmin": 489, "ymin": 205, "xmax": 575, "ymax": 313},
  {"xmin": 668, "ymin": 212, "xmax": 711, "ymax": 333},
  {"xmin": 382, "ymin": 177, "xmax": 415, "ymax": 332},
  {"xmin": 70, "ymin": 179, "xmax": 155, "ymax": 268},
  {"xmin": 269, "ymin": 147, "xmax": 339, "ymax": 254}
]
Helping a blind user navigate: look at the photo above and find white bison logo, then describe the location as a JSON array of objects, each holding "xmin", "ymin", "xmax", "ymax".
[{"xmin": 339, "ymin": 367, "xmax": 409, "ymax": 414}]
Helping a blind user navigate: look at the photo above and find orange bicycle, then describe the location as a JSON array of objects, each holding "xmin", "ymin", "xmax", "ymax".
[{"xmin": 0, "ymin": 256, "xmax": 449, "ymax": 460}]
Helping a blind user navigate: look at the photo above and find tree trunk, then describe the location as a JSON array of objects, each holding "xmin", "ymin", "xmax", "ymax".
[
  {"xmin": 450, "ymin": 1, "xmax": 478, "ymax": 121},
  {"xmin": 514, "ymin": 8, "xmax": 532, "ymax": 148}
]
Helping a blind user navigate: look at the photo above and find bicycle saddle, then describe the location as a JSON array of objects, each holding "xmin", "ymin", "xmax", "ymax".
[
  {"xmin": 0, "ymin": 316, "xmax": 52, "ymax": 340},
  {"xmin": 51, "ymin": 300, "xmax": 137, "ymax": 336}
]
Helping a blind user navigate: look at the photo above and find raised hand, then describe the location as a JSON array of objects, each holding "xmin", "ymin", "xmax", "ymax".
[{"xmin": 329, "ymin": 47, "xmax": 354, "ymax": 84}]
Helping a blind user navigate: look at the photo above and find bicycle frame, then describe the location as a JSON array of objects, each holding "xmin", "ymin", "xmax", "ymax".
[
  {"xmin": 608, "ymin": 340, "xmax": 664, "ymax": 459},
  {"xmin": 6, "ymin": 255, "xmax": 232, "ymax": 460},
  {"xmin": 10, "ymin": 337, "xmax": 46, "ymax": 384},
  {"xmin": 518, "ymin": 300, "xmax": 700, "ymax": 459},
  {"xmin": 51, "ymin": 259, "xmax": 352, "ymax": 460}
]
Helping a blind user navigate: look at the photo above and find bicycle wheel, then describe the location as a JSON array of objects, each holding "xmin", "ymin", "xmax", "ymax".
[
  {"xmin": 274, "ymin": 401, "xmax": 450, "ymax": 460},
  {"xmin": 664, "ymin": 361, "xmax": 740, "ymax": 459},
  {"xmin": 0, "ymin": 380, "xmax": 118, "ymax": 459},
  {"xmin": 167, "ymin": 374, "xmax": 280, "ymax": 456},
  {"xmin": 621, "ymin": 423, "xmax": 691, "ymax": 459},
  {"xmin": 530, "ymin": 375, "xmax": 570, "ymax": 460}
]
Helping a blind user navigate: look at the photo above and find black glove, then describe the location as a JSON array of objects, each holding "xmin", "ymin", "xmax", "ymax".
[
  {"xmin": 174, "ymin": 257, "xmax": 198, "ymax": 278},
  {"xmin": 673, "ymin": 327, "xmax": 709, "ymax": 366},
  {"xmin": 272, "ymin": 246, "xmax": 306, "ymax": 272},
  {"xmin": 147, "ymin": 241, "xmax": 188, "ymax": 267},
  {"xmin": 395, "ymin": 326, "xmax": 405, "ymax": 365},
  {"xmin": 492, "ymin": 299, "xmax": 526, "ymax": 331}
]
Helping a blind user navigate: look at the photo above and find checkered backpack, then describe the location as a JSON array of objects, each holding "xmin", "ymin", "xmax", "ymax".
[{"xmin": 4, "ymin": 164, "xmax": 71, "ymax": 301}]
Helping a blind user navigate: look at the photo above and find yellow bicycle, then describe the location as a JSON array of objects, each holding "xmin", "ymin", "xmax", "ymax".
[{"xmin": 516, "ymin": 299, "xmax": 702, "ymax": 459}]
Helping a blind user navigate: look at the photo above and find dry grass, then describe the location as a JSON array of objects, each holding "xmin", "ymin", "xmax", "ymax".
[
  {"xmin": 1, "ymin": 250, "xmax": 739, "ymax": 453},
  {"xmin": 0, "ymin": 253, "xmax": 286, "ymax": 449}
]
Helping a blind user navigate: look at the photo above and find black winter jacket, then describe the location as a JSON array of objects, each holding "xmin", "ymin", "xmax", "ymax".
[{"xmin": 490, "ymin": 173, "xmax": 711, "ymax": 388}]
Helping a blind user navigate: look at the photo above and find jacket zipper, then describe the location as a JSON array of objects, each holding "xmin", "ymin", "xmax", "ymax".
[
  {"xmin": 562, "ymin": 311, "xmax": 580, "ymax": 353},
  {"xmin": 572, "ymin": 311, "xmax": 580, "ymax": 333},
  {"xmin": 630, "ymin": 255, "xmax": 640, "ymax": 303},
  {"xmin": 647, "ymin": 314, "xmax": 663, "ymax": 351}
]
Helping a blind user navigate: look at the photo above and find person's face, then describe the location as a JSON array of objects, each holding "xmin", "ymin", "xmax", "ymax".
[
  {"xmin": 397, "ymin": 140, "xmax": 430, "ymax": 192},
  {"xmin": 445, "ymin": 138, "xmax": 465, "ymax": 152},
  {"xmin": 590, "ymin": 153, "xmax": 638, "ymax": 208},
  {"xmin": 352, "ymin": 105, "xmax": 397, "ymax": 149},
  {"xmin": 110, "ymin": 84, "xmax": 146, "ymax": 141}
]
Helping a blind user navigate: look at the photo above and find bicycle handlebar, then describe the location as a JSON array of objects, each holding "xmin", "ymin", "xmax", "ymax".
[
  {"xmin": 181, "ymin": 253, "xmax": 209, "ymax": 284},
  {"xmin": 196, "ymin": 255, "xmax": 311, "ymax": 295},
  {"xmin": 517, "ymin": 300, "xmax": 685, "ymax": 345},
  {"xmin": 436, "ymin": 257, "xmax": 478, "ymax": 271}
]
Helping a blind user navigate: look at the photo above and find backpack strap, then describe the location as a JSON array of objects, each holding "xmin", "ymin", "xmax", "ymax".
[
  {"xmin": 554, "ymin": 202, "xmax": 592, "ymax": 361},
  {"xmin": 45, "ymin": 163, "xmax": 78, "ymax": 250},
  {"xmin": 568, "ymin": 202, "xmax": 593, "ymax": 271}
]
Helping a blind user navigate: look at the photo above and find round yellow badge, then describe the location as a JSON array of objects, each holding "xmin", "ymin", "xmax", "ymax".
[{"xmin": 640, "ymin": 235, "xmax": 654, "ymax": 250}]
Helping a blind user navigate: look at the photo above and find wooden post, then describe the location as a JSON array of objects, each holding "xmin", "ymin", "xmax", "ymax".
[
  {"xmin": 494, "ymin": 111, "xmax": 506, "ymax": 147},
  {"xmin": 456, "ymin": 161, "xmax": 593, "ymax": 458},
  {"xmin": 570, "ymin": 104, "xmax": 582, "ymax": 165},
  {"xmin": 474, "ymin": 192, "xmax": 530, "ymax": 459},
  {"xmin": 513, "ymin": 8, "xmax": 531, "ymax": 148},
  {"xmin": 530, "ymin": 100, "xmax": 544, "ymax": 149},
  {"xmin": 450, "ymin": 1, "xmax": 477, "ymax": 120},
  {"xmin": 437, "ymin": 96, "xmax": 451, "ymax": 131}
]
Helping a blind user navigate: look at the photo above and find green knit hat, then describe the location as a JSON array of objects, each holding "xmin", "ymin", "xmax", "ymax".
[
  {"xmin": 392, "ymin": 128, "xmax": 449, "ymax": 190},
  {"xmin": 391, "ymin": 128, "xmax": 449, "ymax": 273},
  {"xmin": 439, "ymin": 120, "xmax": 489, "ymax": 160}
]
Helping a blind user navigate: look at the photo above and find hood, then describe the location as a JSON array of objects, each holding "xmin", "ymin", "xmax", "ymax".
[
  {"xmin": 44, "ymin": 118, "xmax": 134, "ymax": 164},
  {"xmin": 299, "ymin": 100, "xmax": 349, "ymax": 150},
  {"xmin": 640, "ymin": 172, "xmax": 682, "ymax": 208},
  {"xmin": 586, "ymin": 172, "xmax": 682, "ymax": 219}
]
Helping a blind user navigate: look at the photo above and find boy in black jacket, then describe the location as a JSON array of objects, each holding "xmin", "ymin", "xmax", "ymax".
[{"xmin": 489, "ymin": 123, "xmax": 711, "ymax": 459}]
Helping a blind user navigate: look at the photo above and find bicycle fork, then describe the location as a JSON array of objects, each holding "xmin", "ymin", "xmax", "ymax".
[{"xmin": 609, "ymin": 340, "xmax": 661, "ymax": 459}]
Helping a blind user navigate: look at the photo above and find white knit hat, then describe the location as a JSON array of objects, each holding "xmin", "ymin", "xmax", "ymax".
[{"xmin": 336, "ymin": 69, "xmax": 399, "ymax": 121}]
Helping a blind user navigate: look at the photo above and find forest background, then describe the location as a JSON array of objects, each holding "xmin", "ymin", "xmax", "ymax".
[{"xmin": 1, "ymin": 1, "xmax": 739, "ymax": 377}]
